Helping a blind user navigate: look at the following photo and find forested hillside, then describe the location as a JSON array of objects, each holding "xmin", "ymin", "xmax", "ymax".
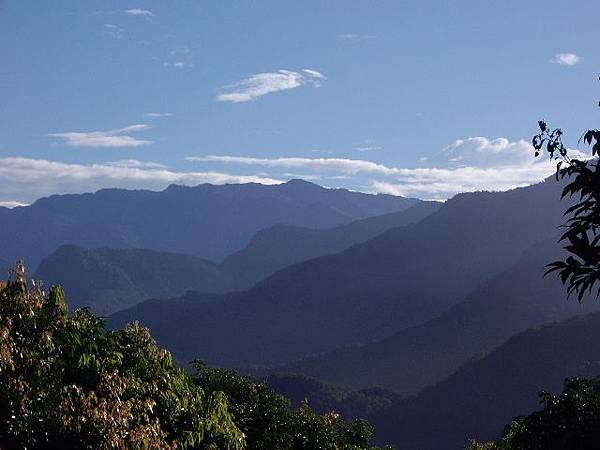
[
  {"xmin": 108, "ymin": 179, "xmax": 570, "ymax": 369},
  {"xmin": 281, "ymin": 238, "xmax": 599, "ymax": 394},
  {"xmin": 367, "ymin": 312, "xmax": 600, "ymax": 449},
  {"xmin": 220, "ymin": 201, "xmax": 440, "ymax": 290},
  {"xmin": 34, "ymin": 246, "xmax": 232, "ymax": 315},
  {"xmin": 34, "ymin": 201, "xmax": 439, "ymax": 316}
]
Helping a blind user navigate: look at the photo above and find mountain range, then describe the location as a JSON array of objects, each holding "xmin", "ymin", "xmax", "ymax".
[
  {"xmin": 368, "ymin": 311, "xmax": 600, "ymax": 449},
  {"xmin": 7, "ymin": 175, "xmax": 597, "ymax": 450},
  {"xmin": 279, "ymin": 238, "xmax": 599, "ymax": 395},
  {"xmin": 108, "ymin": 179, "xmax": 570, "ymax": 370},
  {"xmin": 1, "ymin": 179, "xmax": 418, "ymax": 269},
  {"xmin": 34, "ymin": 201, "xmax": 439, "ymax": 315}
]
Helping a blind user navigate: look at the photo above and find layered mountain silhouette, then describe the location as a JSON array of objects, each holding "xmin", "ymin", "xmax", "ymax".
[
  {"xmin": 1, "ymin": 179, "xmax": 417, "ymax": 269},
  {"xmin": 279, "ymin": 238, "xmax": 600, "ymax": 395},
  {"xmin": 220, "ymin": 201, "xmax": 441, "ymax": 290},
  {"xmin": 34, "ymin": 246, "xmax": 231, "ymax": 316},
  {"xmin": 368, "ymin": 312, "xmax": 600, "ymax": 450},
  {"xmin": 109, "ymin": 179, "xmax": 570, "ymax": 369},
  {"xmin": 34, "ymin": 202, "xmax": 438, "ymax": 315}
]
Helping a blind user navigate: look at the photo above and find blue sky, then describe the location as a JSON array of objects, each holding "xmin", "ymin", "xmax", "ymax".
[{"xmin": 0, "ymin": 0, "xmax": 598, "ymax": 205}]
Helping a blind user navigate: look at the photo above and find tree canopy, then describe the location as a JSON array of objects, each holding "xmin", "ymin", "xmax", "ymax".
[{"xmin": 0, "ymin": 262, "xmax": 391, "ymax": 450}]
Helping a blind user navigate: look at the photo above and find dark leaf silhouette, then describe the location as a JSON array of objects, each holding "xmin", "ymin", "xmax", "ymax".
[{"xmin": 534, "ymin": 116, "xmax": 600, "ymax": 301}]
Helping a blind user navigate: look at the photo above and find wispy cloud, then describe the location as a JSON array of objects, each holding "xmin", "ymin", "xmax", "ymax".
[
  {"xmin": 339, "ymin": 33, "xmax": 376, "ymax": 41},
  {"xmin": 0, "ymin": 157, "xmax": 283, "ymax": 204},
  {"xmin": 163, "ymin": 61, "xmax": 187, "ymax": 69},
  {"xmin": 48, "ymin": 124, "xmax": 153, "ymax": 148},
  {"xmin": 549, "ymin": 53, "xmax": 581, "ymax": 66},
  {"xmin": 103, "ymin": 24, "xmax": 124, "ymax": 39},
  {"xmin": 125, "ymin": 8, "xmax": 154, "ymax": 17},
  {"xmin": 187, "ymin": 155, "xmax": 399, "ymax": 175},
  {"xmin": 105, "ymin": 159, "xmax": 167, "ymax": 169},
  {"xmin": 143, "ymin": 112, "xmax": 173, "ymax": 118},
  {"xmin": 188, "ymin": 137, "xmax": 588, "ymax": 200},
  {"xmin": 216, "ymin": 69, "xmax": 326, "ymax": 103}
]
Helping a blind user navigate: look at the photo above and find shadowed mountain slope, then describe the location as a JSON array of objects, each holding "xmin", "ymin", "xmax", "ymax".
[
  {"xmin": 34, "ymin": 245, "xmax": 232, "ymax": 316},
  {"xmin": 0, "ymin": 179, "xmax": 418, "ymax": 269},
  {"xmin": 34, "ymin": 202, "xmax": 438, "ymax": 315},
  {"xmin": 279, "ymin": 238, "xmax": 600, "ymax": 395},
  {"xmin": 220, "ymin": 201, "xmax": 441, "ymax": 290},
  {"xmin": 109, "ymin": 179, "xmax": 569, "ymax": 369},
  {"xmin": 369, "ymin": 312, "xmax": 600, "ymax": 450}
]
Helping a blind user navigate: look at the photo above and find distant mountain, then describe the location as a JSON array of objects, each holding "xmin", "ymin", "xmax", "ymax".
[
  {"xmin": 220, "ymin": 201, "xmax": 441, "ymax": 290},
  {"xmin": 109, "ymin": 179, "xmax": 570, "ymax": 369},
  {"xmin": 34, "ymin": 203, "xmax": 438, "ymax": 315},
  {"xmin": 280, "ymin": 238, "xmax": 600, "ymax": 395},
  {"xmin": 369, "ymin": 312, "xmax": 600, "ymax": 450},
  {"xmin": 1, "ymin": 179, "xmax": 418, "ymax": 269},
  {"xmin": 34, "ymin": 245, "xmax": 231, "ymax": 316}
]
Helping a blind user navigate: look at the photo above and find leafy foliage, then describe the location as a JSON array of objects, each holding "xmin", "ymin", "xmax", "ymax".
[
  {"xmin": 467, "ymin": 377, "xmax": 600, "ymax": 450},
  {"xmin": 195, "ymin": 363, "xmax": 394, "ymax": 450},
  {"xmin": 0, "ymin": 261, "xmax": 244, "ymax": 450},
  {"xmin": 533, "ymin": 119, "xmax": 600, "ymax": 301},
  {"xmin": 0, "ymin": 262, "xmax": 389, "ymax": 449}
]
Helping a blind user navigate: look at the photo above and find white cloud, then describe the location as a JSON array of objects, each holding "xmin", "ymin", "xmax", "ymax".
[
  {"xmin": 281, "ymin": 173, "xmax": 322, "ymax": 181},
  {"xmin": 48, "ymin": 124, "xmax": 153, "ymax": 148},
  {"xmin": 125, "ymin": 8, "xmax": 154, "ymax": 17},
  {"xmin": 105, "ymin": 159, "xmax": 167, "ymax": 169},
  {"xmin": 186, "ymin": 155, "xmax": 398, "ymax": 175},
  {"xmin": 301, "ymin": 69, "xmax": 326, "ymax": 79},
  {"xmin": 216, "ymin": 69, "xmax": 326, "ymax": 103},
  {"xmin": 0, "ymin": 157, "xmax": 284, "ymax": 204},
  {"xmin": 0, "ymin": 201, "xmax": 28, "ymax": 209},
  {"xmin": 438, "ymin": 137, "xmax": 534, "ymax": 167},
  {"xmin": 550, "ymin": 53, "xmax": 582, "ymax": 66},
  {"xmin": 163, "ymin": 61, "xmax": 187, "ymax": 69},
  {"xmin": 103, "ymin": 24, "xmax": 124, "ymax": 39},
  {"xmin": 187, "ymin": 137, "xmax": 588, "ymax": 200},
  {"xmin": 143, "ymin": 112, "xmax": 173, "ymax": 118}
]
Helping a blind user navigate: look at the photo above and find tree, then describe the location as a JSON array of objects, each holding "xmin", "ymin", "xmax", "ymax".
[
  {"xmin": 0, "ymin": 262, "xmax": 245, "ymax": 450},
  {"xmin": 533, "ymin": 111, "xmax": 600, "ymax": 301},
  {"xmin": 467, "ymin": 85, "xmax": 600, "ymax": 449},
  {"xmin": 194, "ymin": 362, "xmax": 394, "ymax": 450},
  {"xmin": 0, "ymin": 263, "xmax": 391, "ymax": 449}
]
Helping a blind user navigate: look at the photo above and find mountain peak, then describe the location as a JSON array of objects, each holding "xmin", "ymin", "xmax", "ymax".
[{"xmin": 283, "ymin": 179, "xmax": 323, "ymax": 188}]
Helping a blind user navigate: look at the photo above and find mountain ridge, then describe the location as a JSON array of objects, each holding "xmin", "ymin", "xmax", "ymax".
[
  {"xmin": 1, "ymin": 179, "xmax": 418, "ymax": 269},
  {"xmin": 368, "ymin": 311, "xmax": 600, "ymax": 450},
  {"xmin": 277, "ymin": 237, "xmax": 600, "ymax": 395},
  {"xmin": 34, "ymin": 202, "xmax": 438, "ymax": 315},
  {"xmin": 108, "ymin": 179, "xmax": 570, "ymax": 369}
]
